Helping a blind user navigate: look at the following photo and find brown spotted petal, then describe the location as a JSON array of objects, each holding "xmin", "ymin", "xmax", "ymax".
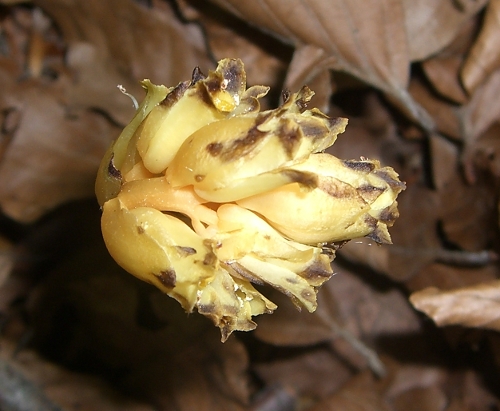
[
  {"xmin": 166, "ymin": 92, "xmax": 348, "ymax": 202},
  {"xmin": 212, "ymin": 204, "xmax": 334, "ymax": 312},
  {"xmin": 238, "ymin": 153, "xmax": 405, "ymax": 245}
]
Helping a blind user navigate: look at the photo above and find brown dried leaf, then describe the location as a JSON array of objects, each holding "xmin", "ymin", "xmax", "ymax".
[
  {"xmin": 461, "ymin": 0, "xmax": 500, "ymax": 93},
  {"xmin": 410, "ymin": 280, "xmax": 500, "ymax": 330},
  {"xmin": 254, "ymin": 348, "xmax": 353, "ymax": 401},
  {"xmin": 420, "ymin": 16, "xmax": 478, "ymax": 104},
  {"xmin": 403, "ymin": 0, "xmax": 486, "ymax": 61},
  {"xmin": 422, "ymin": 57, "xmax": 467, "ymax": 104},
  {"xmin": 309, "ymin": 371, "xmax": 391, "ymax": 411},
  {"xmin": 460, "ymin": 68, "xmax": 500, "ymax": 142},
  {"xmin": 0, "ymin": 77, "xmax": 117, "ymax": 222},
  {"xmin": 409, "ymin": 77, "xmax": 461, "ymax": 140},
  {"xmin": 0, "ymin": 1, "xmax": 213, "ymax": 222},
  {"xmin": 208, "ymin": 0, "xmax": 435, "ymax": 130},
  {"xmin": 33, "ymin": 0, "xmax": 211, "ymax": 125},
  {"xmin": 407, "ymin": 262, "xmax": 499, "ymax": 293},
  {"xmin": 438, "ymin": 171, "xmax": 498, "ymax": 251}
]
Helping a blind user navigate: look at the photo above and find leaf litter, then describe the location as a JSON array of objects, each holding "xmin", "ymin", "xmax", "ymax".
[{"xmin": 1, "ymin": 0, "xmax": 500, "ymax": 410}]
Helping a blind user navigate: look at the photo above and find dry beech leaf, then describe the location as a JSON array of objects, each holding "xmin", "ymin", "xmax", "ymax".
[
  {"xmin": 422, "ymin": 57, "xmax": 467, "ymax": 104},
  {"xmin": 458, "ymin": 69, "xmax": 500, "ymax": 182},
  {"xmin": 410, "ymin": 280, "xmax": 500, "ymax": 331},
  {"xmin": 438, "ymin": 171, "xmax": 498, "ymax": 251},
  {"xmin": 409, "ymin": 77, "xmax": 461, "ymax": 140},
  {"xmin": 407, "ymin": 262, "xmax": 499, "ymax": 294},
  {"xmin": 208, "ymin": 0, "xmax": 435, "ymax": 131},
  {"xmin": 0, "ymin": 78, "xmax": 117, "ymax": 222},
  {"xmin": 467, "ymin": 122, "xmax": 500, "ymax": 178},
  {"xmin": 420, "ymin": 17, "xmax": 477, "ymax": 104},
  {"xmin": 403, "ymin": 0, "xmax": 486, "ymax": 61},
  {"xmin": 33, "ymin": 0, "xmax": 212, "ymax": 125},
  {"xmin": 461, "ymin": 0, "xmax": 500, "ymax": 94},
  {"xmin": 310, "ymin": 371, "xmax": 391, "ymax": 411},
  {"xmin": 458, "ymin": 68, "xmax": 500, "ymax": 143},
  {"xmin": 0, "ymin": 1, "xmax": 212, "ymax": 223},
  {"xmin": 254, "ymin": 348, "xmax": 353, "ymax": 400},
  {"xmin": 428, "ymin": 133, "xmax": 459, "ymax": 191}
]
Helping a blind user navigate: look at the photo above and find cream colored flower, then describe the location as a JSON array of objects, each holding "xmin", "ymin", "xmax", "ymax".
[{"xmin": 96, "ymin": 58, "xmax": 405, "ymax": 341}]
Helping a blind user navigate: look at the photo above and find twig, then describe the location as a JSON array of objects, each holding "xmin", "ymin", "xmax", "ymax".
[
  {"xmin": 328, "ymin": 319, "xmax": 387, "ymax": 378},
  {"xmin": 315, "ymin": 309, "xmax": 387, "ymax": 378}
]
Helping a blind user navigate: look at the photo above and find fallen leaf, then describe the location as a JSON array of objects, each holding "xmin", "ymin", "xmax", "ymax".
[
  {"xmin": 407, "ymin": 262, "xmax": 499, "ymax": 293},
  {"xmin": 410, "ymin": 280, "xmax": 500, "ymax": 330},
  {"xmin": 33, "ymin": 0, "xmax": 212, "ymax": 124},
  {"xmin": 461, "ymin": 0, "xmax": 500, "ymax": 94},
  {"xmin": 207, "ymin": 0, "xmax": 435, "ymax": 131},
  {"xmin": 409, "ymin": 76, "xmax": 461, "ymax": 140},
  {"xmin": 0, "ymin": 77, "xmax": 118, "ymax": 222},
  {"xmin": 309, "ymin": 371, "xmax": 391, "ymax": 411},
  {"xmin": 458, "ymin": 69, "xmax": 500, "ymax": 182},
  {"xmin": 253, "ymin": 348, "xmax": 353, "ymax": 401},
  {"xmin": 402, "ymin": 0, "xmax": 486, "ymax": 62}
]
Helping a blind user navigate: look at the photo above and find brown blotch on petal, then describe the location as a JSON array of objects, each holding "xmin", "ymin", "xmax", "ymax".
[
  {"xmin": 281, "ymin": 89, "xmax": 290, "ymax": 104},
  {"xmin": 366, "ymin": 224, "xmax": 392, "ymax": 244},
  {"xmin": 161, "ymin": 80, "xmax": 190, "ymax": 108},
  {"xmin": 278, "ymin": 120, "xmax": 301, "ymax": 158},
  {"xmin": 156, "ymin": 269, "xmax": 177, "ymax": 288},
  {"xmin": 191, "ymin": 66, "xmax": 206, "ymax": 84},
  {"xmin": 206, "ymin": 142, "xmax": 223, "ymax": 156},
  {"xmin": 296, "ymin": 119, "xmax": 328, "ymax": 140},
  {"xmin": 363, "ymin": 214, "xmax": 379, "ymax": 230},
  {"xmin": 300, "ymin": 288, "xmax": 317, "ymax": 305},
  {"xmin": 378, "ymin": 202, "xmax": 400, "ymax": 226},
  {"xmin": 220, "ymin": 126, "xmax": 266, "ymax": 162},
  {"xmin": 323, "ymin": 240, "xmax": 349, "ymax": 253},
  {"xmin": 343, "ymin": 159, "xmax": 376, "ymax": 173},
  {"xmin": 175, "ymin": 246, "xmax": 197, "ymax": 256},
  {"xmin": 220, "ymin": 59, "xmax": 245, "ymax": 95},
  {"xmin": 295, "ymin": 86, "xmax": 315, "ymax": 112},
  {"xmin": 299, "ymin": 260, "xmax": 333, "ymax": 285},
  {"xmin": 319, "ymin": 178, "xmax": 359, "ymax": 199},
  {"xmin": 358, "ymin": 184, "xmax": 385, "ymax": 202},
  {"xmin": 328, "ymin": 116, "xmax": 349, "ymax": 129},
  {"xmin": 108, "ymin": 154, "xmax": 122, "ymax": 180},
  {"xmin": 225, "ymin": 261, "xmax": 266, "ymax": 285},
  {"xmin": 137, "ymin": 225, "xmax": 145, "ymax": 234},
  {"xmin": 282, "ymin": 170, "xmax": 318, "ymax": 188},
  {"xmin": 374, "ymin": 169, "xmax": 406, "ymax": 191},
  {"xmin": 205, "ymin": 76, "xmax": 222, "ymax": 94},
  {"xmin": 203, "ymin": 250, "xmax": 217, "ymax": 266}
]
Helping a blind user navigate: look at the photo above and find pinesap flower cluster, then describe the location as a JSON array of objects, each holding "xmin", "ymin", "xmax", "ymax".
[{"xmin": 96, "ymin": 59, "xmax": 405, "ymax": 341}]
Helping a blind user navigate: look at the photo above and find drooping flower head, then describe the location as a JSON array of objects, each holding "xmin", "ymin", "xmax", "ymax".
[{"xmin": 96, "ymin": 59, "xmax": 405, "ymax": 341}]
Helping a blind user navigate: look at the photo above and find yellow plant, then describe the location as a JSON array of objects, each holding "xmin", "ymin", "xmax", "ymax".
[{"xmin": 96, "ymin": 58, "xmax": 405, "ymax": 341}]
